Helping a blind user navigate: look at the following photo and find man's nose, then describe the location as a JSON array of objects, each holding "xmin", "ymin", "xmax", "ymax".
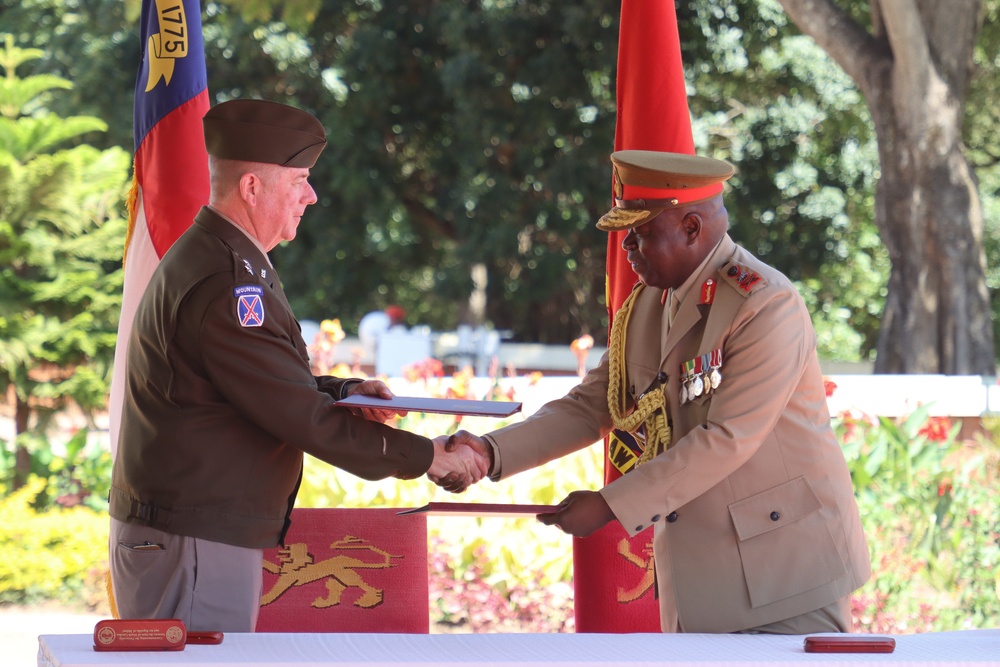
[{"xmin": 621, "ymin": 229, "xmax": 637, "ymax": 250}]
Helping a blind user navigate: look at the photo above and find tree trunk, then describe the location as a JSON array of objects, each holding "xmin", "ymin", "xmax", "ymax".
[
  {"xmin": 777, "ymin": 0, "xmax": 995, "ymax": 374},
  {"xmin": 14, "ymin": 393, "xmax": 31, "ymax": 490},
  {"xmin": 873, "ymin": 100, "xmax": 994, "ymax": 373}
]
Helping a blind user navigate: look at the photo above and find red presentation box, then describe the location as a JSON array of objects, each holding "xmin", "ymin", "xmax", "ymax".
[{"xmin": 93, "ymin": 619, "xmax": 187, "ymax": 651}]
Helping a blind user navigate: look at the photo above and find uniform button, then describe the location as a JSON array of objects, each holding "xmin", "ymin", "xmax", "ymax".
[
  {"xmin": 635, "ymin": 525, "xmax": 644, "ymax": 532},
  {"xmin": 666, "ymin": 512, "xmax": 678, "ymax": 523},
  {"xmin": 656, "ymin": 371, "xmax": 667, "ymax": 383},
  {"xmin": 728, "ymin": 266, "xmax": 739, "ymax": 276},
  {"xmin": 770, "ymin": 511, "xmax": 781, "ymax": 521},
  {"xmin": 651, "ymin": 514, "xmax": 661, "ymax": 523}
]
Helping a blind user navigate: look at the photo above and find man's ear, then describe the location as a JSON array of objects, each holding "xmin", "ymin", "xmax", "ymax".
[
  {"xmin": 682, "ymin": 212, "xmax": 702, "ymax": 245},
  {"xmin": 239, "ymin": 172, "xmax": 260, "ymax": 206}
]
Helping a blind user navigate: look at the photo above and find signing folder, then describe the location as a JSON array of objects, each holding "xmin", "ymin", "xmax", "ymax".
[
  {"xmin": 398, "ymin": 502, "xmax": 559, "ymax": 517},
  {"xmin": 335, "ymin": 394, "xmax": 522, "ymax": 418}
]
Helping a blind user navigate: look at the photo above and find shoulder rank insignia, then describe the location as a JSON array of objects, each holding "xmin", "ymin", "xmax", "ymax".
[
  {"xmin": 719, "ymin": 262, "xmax": 766, "ymax": 294},
  {"xmin": 234, "ymin": 285, "xmax": 265, "ymax": 328}
]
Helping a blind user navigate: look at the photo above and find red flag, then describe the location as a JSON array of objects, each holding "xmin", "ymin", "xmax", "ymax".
[
  {"xmin": 576, "ymin": 0, "xmax": 699, "ymax": 634},
  {"xmin": 108, "ymin": 0, "xmax": 210, "ymax": 457},
  {"xmin": 604, "ymin": 0, "xmax": 698, "ymax": 484}
]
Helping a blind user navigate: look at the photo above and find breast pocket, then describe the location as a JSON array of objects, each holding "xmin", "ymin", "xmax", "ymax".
[{"xmin": 729, "ymin": 476, "xmax": 846, "ymax": 608}]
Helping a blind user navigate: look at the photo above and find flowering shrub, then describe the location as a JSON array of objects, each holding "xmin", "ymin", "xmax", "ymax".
[
  {"xmin": 834, "ymin": 400, "xmax": 1000, "ymax": 632},
  {"xmin": 0, "ymin": 477, "xmax": 109, "ymax": 610},
  {"xmin": 429, "ymin": 537, "xmax": 574, "ymax": 633}
]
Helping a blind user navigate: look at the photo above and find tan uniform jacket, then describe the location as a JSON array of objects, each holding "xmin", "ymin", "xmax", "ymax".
[
  {"xmin": 110, "ymin": 207, "xmax": 433, "ymax": 549},
  {"xmin": 486, "ymin": 234, "xmax": 870, "ymax": 633}
]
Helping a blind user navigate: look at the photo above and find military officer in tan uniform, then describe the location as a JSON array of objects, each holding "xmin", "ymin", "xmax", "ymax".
[
  {"xmin": 110, "ymin": 100, "xmax": 485, "ymax": 632},
  {"xmin": 443, "ymin": 150, "xmax": 871, "ymax": 634}
]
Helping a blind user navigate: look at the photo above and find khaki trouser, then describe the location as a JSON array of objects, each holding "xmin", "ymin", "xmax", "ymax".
[{"xmin": 109, "ymin": 518, "xmax": 264, "ymax": 632}]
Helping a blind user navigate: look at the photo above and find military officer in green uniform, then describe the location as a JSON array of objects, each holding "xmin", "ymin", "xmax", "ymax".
[{"xmin": 109, "ymin": 100, "xmax": 485, "ymax": 632}]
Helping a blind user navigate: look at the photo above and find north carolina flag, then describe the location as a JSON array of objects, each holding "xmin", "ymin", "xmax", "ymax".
[
  {"xmin": 108, "ymin": 0, "xmax": 210, "ymax": 457},
  {"xmin": 576, "ymin": 0, "xmax": 702, "ymax": 633}
]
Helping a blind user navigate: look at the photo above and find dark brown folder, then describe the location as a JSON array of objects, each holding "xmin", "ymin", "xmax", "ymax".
[{"xmin": 398, "ymin": 502, "xmax": 559, "ymax": 517}]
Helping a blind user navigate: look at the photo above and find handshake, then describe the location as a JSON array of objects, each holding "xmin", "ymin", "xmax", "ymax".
[
  {"xmin": 426, "ymin": 431, "xmax": 491, "ymax": 493},
  {"xmin": 424, "ymin": 429, "xmax": 616, "ymax": 538},
  {"xmin": 344, "ymin": 380, "xmax": 615, "ymax": 537},
  {"xmin": 341, "ymin": 380, "xmax": 492, "ymax": 493}
]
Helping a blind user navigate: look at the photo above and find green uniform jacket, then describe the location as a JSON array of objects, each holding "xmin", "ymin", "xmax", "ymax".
[
  {"xmin": 486, "ymin": 234, "xmax": 870, "ymax": 633},
  {"xmin": 110, "ymin": 207, "xmax": 433, "ymax": 548}
]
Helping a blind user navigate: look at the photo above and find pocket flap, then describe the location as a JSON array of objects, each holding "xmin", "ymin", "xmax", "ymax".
[{"xmin": 729, "ymin": 476, "xmax": 822, "ymax": 541}]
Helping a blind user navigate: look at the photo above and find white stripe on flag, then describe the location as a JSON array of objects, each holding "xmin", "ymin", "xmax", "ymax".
[{"xmin": 109, "ymin": 189, "xmax": 161, "ymax": 459}]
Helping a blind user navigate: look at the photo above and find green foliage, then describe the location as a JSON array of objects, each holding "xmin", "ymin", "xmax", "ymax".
[
  {"xmin": 7, "ymin": 0, "xmax": 1000, "ymax": 364},
  {"xmin": 0, "ymin": 33, "xmax": 129, "ymax": 486},
  {"xmin": 678, "ymin": 0, "xmax": 886, "ymax": 360},
  {"xmin": 0, "ymin": 427, "xmax": 112, "ymax": 512},
  {"xmin": 967, "ymin": 0, "xmax": 1000, "ymax": 366},
  {"xmin": 0, "ymin": 477, "xmax": 109, "ymax": 609}
]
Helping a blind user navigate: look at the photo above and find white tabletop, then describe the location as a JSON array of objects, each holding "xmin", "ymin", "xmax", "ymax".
[{"xmin": 37, "ymin": 629, "xmax": 1000, "ymax": 667}]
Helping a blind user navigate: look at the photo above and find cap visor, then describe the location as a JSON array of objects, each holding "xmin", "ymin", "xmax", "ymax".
[{"xmin": 596, "ymin": 207, "xmax": 655, "ymax": 232}]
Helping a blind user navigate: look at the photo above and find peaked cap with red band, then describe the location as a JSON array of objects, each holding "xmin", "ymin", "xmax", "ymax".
[{"xmin": 596, "ymin": 150, "xmax": 734, "ymax": 231}]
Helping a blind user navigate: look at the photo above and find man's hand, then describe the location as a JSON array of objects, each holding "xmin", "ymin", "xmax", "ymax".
[
  {"xmin": 444, "ymin": 429, "xmax": 491, "ymax": 459},
  {"xmin": 427, "ymin": 434, "xmax": 490, "ymax": 493},
  {"xmin": 344, "ymin": 379, "xmax": 408, "ymax": 423},
  {"xmin": 536, "ymin": 490, "xmax": 616, "ymax": 537}
]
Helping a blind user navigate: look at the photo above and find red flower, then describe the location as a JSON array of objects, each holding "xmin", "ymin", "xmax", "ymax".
[
  {"xmin": 918, "ymin": 416, "xmax": 952, "ymax": 443},
  {"xmin": 823, "ymin": 379, "xmax": 838, "ymax": 398}
]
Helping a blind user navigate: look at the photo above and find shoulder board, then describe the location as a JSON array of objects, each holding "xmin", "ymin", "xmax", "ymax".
[{"xmin": 718, "ymin": 261, "xmax": 768, "ymax": 297}]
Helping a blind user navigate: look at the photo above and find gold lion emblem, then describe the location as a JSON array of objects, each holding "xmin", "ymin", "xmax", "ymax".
[
  {"xmin": 616, "ymin": 537, "xmax": 655, "ymax": 603},
  {"xmin": 261, "ymin": 535, "xmax": 403, "ymax": 609}
]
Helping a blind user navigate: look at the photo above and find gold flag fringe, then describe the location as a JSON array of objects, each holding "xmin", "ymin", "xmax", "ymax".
[
  {"xmin": 105, "ymin": 571, "xmax": 120, "ymax": 619},
  {"xmin": 123, "ymin": 164, "xmax": 140, "ymax": 269}
]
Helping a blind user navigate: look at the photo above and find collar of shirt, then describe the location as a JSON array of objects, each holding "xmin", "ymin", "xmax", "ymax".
[{"xmin": 666, "ymin": 238, "xmax": 725, "ymax": 324}]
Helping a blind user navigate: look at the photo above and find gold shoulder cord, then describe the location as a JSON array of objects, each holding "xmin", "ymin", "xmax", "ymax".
[{"xmin": 607, "ymin": 285, "xmax": 671, "ymax": 468}]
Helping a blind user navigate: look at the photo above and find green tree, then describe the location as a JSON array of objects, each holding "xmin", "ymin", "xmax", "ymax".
[
  {"xmin": 5, "ymin": 1, "xmax": 999, "ymax": 369},
  {"xmin": 775, "ymin": 0, "xmax": 996, "ymax": 374},
  {"xmin": 262, "ymin": 0, "xmax": 618, "ymax": 343},
  {"xmin": 0, "ymin": 35, "xmax": 130, "ymax": 489},
  {"xmin": 677, "ymin": 0, "xmax": 887, "ymax": 361}
]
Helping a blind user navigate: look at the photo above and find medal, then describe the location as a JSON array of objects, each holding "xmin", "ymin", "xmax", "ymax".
[
  {"xmin": 692, "ymin": 374, "xmax": 704, "ymax": 397},
  {"xmin": 679, "ymin": 359, "xmax": 696, "ymax": 404},
  {"xmin": 709, "ymin": 349, "xmax": 723, "ymax": 389}
]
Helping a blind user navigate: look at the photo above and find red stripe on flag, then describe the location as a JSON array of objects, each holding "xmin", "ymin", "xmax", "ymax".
[{"xmin": 135, "ymin": 91, "xmax": 211, "ymax": 258}]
